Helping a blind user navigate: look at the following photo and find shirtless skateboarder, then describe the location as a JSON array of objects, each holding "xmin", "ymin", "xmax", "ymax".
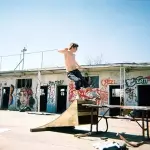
[{"xmin": 58, "ymin": 43, "xmax": 91, "ymax": 100}]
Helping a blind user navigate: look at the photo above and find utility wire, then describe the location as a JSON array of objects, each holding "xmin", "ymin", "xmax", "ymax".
[{"xmin": 0, "ymin": 49, "xmax": 58, "ymax": 57}]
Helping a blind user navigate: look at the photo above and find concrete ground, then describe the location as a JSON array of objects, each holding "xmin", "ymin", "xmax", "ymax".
[{"xmin": 0, "ymin": 110, "xmax": 150, "ymax": 150}]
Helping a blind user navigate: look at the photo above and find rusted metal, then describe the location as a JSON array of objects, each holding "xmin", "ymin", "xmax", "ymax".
[
  {"xmin": 117, "ymin": 133, "xmax": 144, "ymax": 147},
  {"xmin": 82, "ymin": 104, "xmax": 150, "ymax": 111},
  {"xmin": 74, "ymin": 132, "xmax": 92, "ymax": 138},
  {"xmin": 96, "ymin": 108, "xmax": 99, "ymax": 132},
  {"xmin": 142, "ymin": 111, "xmax": 145, "ymax": 138},
  {"xmin": 146, "ymin": 111, "xmax": 149, "ymax": 139},
  {"xmin": 82, "ymin": 104, "xmax": 150, "ymax": 140},
  {"xmin": 90, "ymin": 107, "xmax": 94, "ymax": 132}
]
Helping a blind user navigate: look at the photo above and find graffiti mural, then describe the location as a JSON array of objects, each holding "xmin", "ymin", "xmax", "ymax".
[
  {"xmin": 49, "ymin": 80, "xmax": 64, "ymax": 85},
  {"xmin": 68, "ymin": 76, "xmax": 99, "ymax": 103},
  {"xmin": 9, "ymin": 84, "xmax": 15, "ymax": 106},
  {"xmin": 125, "ymin": 87, "xmax": 136, "ymax": 100},
  {"xmin": 125, "ymin": 76, "xmax": 150, "ymax": 105},
  {"xmin": 47, "ymin": 80, "xmax": 64, "ymax": 112},
  {"xmin": 48, "ymin": 82, "xmax": 56, "ymax": 104},
  {"xmin": 101, "ymin": 78, "xmax": 116, "ymax": 87},
  {"xmin": 47, "ymin": 80, "xmax": 64, "ymax": 103},
  {"xmin": 126, "ymin": 76, "xmax": 148, "ymax": 87},
  {"xmin": 69, "ymin": 76, "xmax": 115, "ymax": 105},
  {"xmin": 16, "ymin": 87, "xmax": 35, "ymax": 109}
]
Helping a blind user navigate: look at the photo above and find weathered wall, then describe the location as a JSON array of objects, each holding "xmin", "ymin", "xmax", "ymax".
[
  {"xmin": 124, "ymin": 70, "xmax": 150, "ymax": 106},
  {"xmin": 68, "ymin": 70, "xmax": 150, "ymax": 109},
  {"xmin": 1, "ymin": 69, "xmax": 150, "ymax": 114},
  {"xmin": 68, "ymin": 71, "xmax": 117, "ymax": 106},
  {"xmin": 0, "ymin": 72, "xmax": 68, "ymax": 113},
  {"xmin": 0, "ymin": 77, "xmax": 15, "ymax": 108},
  {"xmin": 0, "ymin": 75, "xmax": 37, "ymax": 111},
  {"xmin": 40, "ymin": 73, "xmax": 68, "ymax": 113}
]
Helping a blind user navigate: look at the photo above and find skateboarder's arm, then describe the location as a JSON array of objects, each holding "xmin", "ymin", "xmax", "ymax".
[{"xmin": 58, "ymin": 48, "xmax": 68, "ymax": 53}]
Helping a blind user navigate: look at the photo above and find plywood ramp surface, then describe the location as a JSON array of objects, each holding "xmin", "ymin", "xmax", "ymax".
[{"xmin": 30, "ymin": 100, "xmax": 97, "ymax": 132}]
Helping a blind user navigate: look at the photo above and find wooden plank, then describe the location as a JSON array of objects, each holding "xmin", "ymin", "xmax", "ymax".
[
  {"xmin": 78, "ymin": 115, "xmax": 97, "ymax": 125},
  {"xmin": 78, "ymin": 111, "xmax": 97, "ymax": 116},
  {"xmin": 77, "ymin": 100, "xmax": 96, "ymax": 104},
  {"xmin": 82, "ymin": 104, "xmax": 150, "ymax": 111}
]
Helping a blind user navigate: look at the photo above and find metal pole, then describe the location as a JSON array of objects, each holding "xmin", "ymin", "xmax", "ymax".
[
  {"xmin": 19, "ymin": 54, "xmax": 21, "ymax": 70},
  {"xmin": 120, "ymin": 66, "xmax": 122, "ymax": 101},
  {"xmin": 14, "ymin": 59, "xmax": 23, "ymax": 71},
  {"xmin": 21, "ymin": 47, "xmax": 27, "ymax": 70},
  {"xmin": 22, "ymin": 50, "xmax": 24, "ymax": 70},
  {"xmin": 37, "ymin": 71, "xmax": 41, "ymax": 112},
  {"xmin": 41, "ymin": 51, "xmax": 43, "ymax": 68},
  {"xmin": 124, "ymin": 67, "xmax": 126, "ymax": 103},
  {"xmin": 120, "ymin": 66, "xmax": 122, "ymax": 116}
]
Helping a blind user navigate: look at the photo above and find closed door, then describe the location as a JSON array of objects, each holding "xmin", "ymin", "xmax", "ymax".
[{"xmin": 56, "ymin": 85, "xmax": 67, "ymax": 113}]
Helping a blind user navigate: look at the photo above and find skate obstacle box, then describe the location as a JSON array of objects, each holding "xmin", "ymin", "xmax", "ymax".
[{"xmin": 30, "ymin": 100, "xmax": 98, "ymax": 132}]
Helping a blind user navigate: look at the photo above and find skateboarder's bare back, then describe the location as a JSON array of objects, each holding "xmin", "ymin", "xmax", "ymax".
[{"xmin": 58, "ymin": 43, "xmax": 91, "ymax": 99}]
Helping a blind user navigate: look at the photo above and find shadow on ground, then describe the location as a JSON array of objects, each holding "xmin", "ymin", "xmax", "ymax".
[{"xmin": 30, "ymin": 126, "xmax": 146, "ymax": 143}]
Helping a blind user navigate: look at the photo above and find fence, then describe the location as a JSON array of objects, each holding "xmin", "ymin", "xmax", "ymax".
[{"xmin": 0, "ymin": 49, "xmax": 66, "ymax": 71}]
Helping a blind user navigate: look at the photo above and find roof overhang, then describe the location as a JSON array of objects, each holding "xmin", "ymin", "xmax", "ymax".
[{"xmin": 0, "ymin": 63, "xmax": 150, "ymax": 77}]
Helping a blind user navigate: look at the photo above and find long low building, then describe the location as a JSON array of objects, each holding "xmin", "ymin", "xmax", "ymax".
[{"xmin": 0, "ymin": 63, "xmax": 150, "ymax": 116}]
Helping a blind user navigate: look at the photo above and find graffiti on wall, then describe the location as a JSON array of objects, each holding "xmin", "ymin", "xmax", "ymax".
[
  {"xmin": 9, "ymin": 84, "xmax": 15, "ymax": 106},
  {"xmin": 16, "ymin": 87, "xmax": 35, "ymax": 109},
  {"xmin": 101, "ymin": 78, "xmax": 116, "ymax": 87},
  {"xmin": 125, "ymin": 76, "xmax": 150, "ymax": 104},
  {"xmin": 47, "ymin": 80, "xmax": 64, "ymax": 104},
  {"xmin": 125, "ymin": 88, "xmax": 136, "ymax": 101},
  {"xmin": 49, "ymin": 80, "xmax": 64, "ymax": 85},
  {"xmin": 126, "ymin": 76, "xmax": 148, "ymax": 87},
  {"xmin": 98, "ymin": 78, "xmax": 116, "ymax": 104},
  {"xmin": 69, "ymin": 77, "xmax": 116, "ymax": 105}
]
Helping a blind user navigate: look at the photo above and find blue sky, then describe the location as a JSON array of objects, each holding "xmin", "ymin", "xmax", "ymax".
[{"xmin": 0, "ymin": 0, "xmax": 150, "ymax": 70}]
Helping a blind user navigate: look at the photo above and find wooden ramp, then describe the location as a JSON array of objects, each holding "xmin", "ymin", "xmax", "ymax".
[{"xmin": 30, "ymin": 100, "xmax": 98, "ymax": 132}]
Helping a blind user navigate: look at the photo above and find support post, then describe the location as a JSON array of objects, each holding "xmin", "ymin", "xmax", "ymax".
[
  {"xmin": 19, "ymin": 54, "xmax": 21, "ymax": 70},
  {"xmin": 123, "ymin": 67, "xmax": 126, "ymax": 102},
  {"xmin": 37, "ymin": 71, "xmax": 41, "ymax": 112},
  {"xmin": 120, "ymin": 66, "xmax": 122, "ymax": 102},
  {"xmin": 21, "ymin": 47, "xmax": 27, "ymax": 70}
]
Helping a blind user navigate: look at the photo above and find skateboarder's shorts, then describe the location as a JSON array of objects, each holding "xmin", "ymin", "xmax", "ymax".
[{"xmin": 67, "ymin": 69, "xmax": 89, "ymax": 90}]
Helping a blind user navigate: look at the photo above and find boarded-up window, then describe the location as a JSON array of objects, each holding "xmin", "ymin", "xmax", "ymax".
[{"xmin": 16, "ymin": 79, "xmax": 32, "ymax": 88}]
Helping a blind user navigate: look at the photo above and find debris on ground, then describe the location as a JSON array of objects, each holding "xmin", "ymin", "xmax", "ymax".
[
  {"xmin": 117, "ymin": 133, "xmax": 144, "ymax": 147},
  {"xmin": 74, "ymin": 132, "xmax": 92, "ymax": 138},
  {"xmin": 0, "ymin": 128, "xmax": 10, "ymax": 133},
  {"xmin": 100, "ymin": 137, "xmax": 108, "ymax": 140},
  {"xmin": 27, "ymin": 112, "xmax": 53, "ymax": 115},
  {"xmin": 93, "ymin": 141, "xmax": 128, "ymax": 150}
]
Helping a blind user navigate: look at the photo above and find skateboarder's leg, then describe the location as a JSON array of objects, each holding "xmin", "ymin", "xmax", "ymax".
[
  {"xmin": 67, "ymin": 70, "xmax": 82, "ymax": 99},
  {"xmin": 72, "ymin": 70, "xmax": 93, "ymax": 100},
  {"xmin": 74, "ymin": 70, "xmax": 91, "ymax": 90}
]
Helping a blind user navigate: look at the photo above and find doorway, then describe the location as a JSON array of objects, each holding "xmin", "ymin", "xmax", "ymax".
[
  {"xmin": 2, "ymin": 87, "xmax": 10, "ymax": 109},
  {"xmin": 137, "ymin": 85, "xmax": 150, "ymax": 117},
  {"xmin": 40, "ymin": 86, "xmax": 48, "ymax": 112},
  {"xmin": 56, "ymin": 85, "xmax": 67, "ymax": 113},
  {"xmin": 109, "ymin": 85, "xmax": 121, "ymax": 116}
]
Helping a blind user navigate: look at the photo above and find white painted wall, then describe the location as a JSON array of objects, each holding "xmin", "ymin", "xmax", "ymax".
[
  {"xmin": 0, "ymin": 75, "xmax": 37, "ymax": 110},
  {"xmin": 0, "ymin": 69, "xmax": 150, "ymax": 114},
  {"xmin": 40, "ymin": 73, "xmax": 68, "ymax": 113}
]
